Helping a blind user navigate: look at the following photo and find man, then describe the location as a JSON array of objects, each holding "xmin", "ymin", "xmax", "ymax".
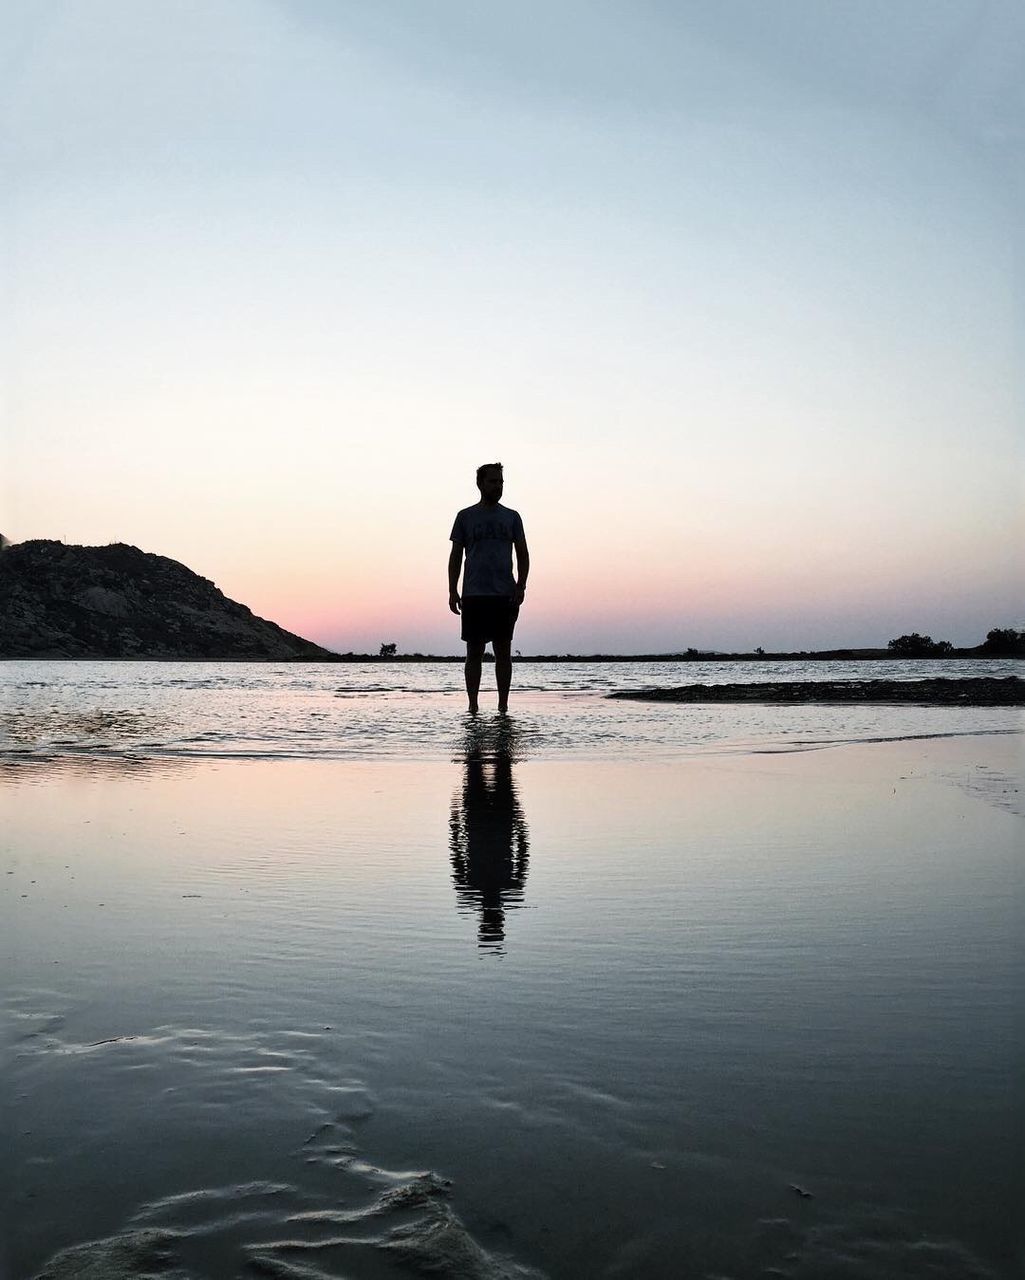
[{"xmin": 448, "ymin": 463, "xmax": 529, "ymax": 714}]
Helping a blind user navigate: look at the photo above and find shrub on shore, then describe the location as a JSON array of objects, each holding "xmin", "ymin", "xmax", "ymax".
[
  {"xmin": 980, "ymin": 627, "xmax": 1025, "ymax": 656},
  {"xmin": 887, "ymin": 633, "xmax": 953, "ymax": 657}
]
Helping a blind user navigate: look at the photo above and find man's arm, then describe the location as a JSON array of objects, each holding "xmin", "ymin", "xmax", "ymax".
[
  {"xmin": 513, "ymin": 535, "xmax": 529, "ymax": 606},
  {"xmin": 448, "ymin": 542, "xmax": 464, "ymax": 614}
]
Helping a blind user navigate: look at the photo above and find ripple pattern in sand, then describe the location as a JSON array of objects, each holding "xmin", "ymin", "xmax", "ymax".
[{"xmin": 11, "ymin": 1011, "xmax": 544, "ymax": 1280}]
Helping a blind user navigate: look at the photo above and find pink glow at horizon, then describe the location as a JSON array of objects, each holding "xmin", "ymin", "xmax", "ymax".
[{"xmin": 240, "ymin": 520, "xmax": 1021, "ymax": 654}]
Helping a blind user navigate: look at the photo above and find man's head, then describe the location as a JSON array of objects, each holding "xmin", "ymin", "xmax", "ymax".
[{"xmin": 476, "ymin": 463, "xmax": 504, "ymax": 504}]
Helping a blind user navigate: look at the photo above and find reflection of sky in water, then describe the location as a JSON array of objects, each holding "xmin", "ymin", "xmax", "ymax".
[
  {"xmin": 3, "ymin": 734, "xmax": 1021, "ymax": 1278},
  {"xmin": 1, "ymin": 659, "xmax": 1021, "ymax": 762}
]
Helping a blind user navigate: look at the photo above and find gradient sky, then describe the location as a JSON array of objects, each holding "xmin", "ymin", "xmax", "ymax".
[{"xmin": 4, "ymin": 1, "xmax": 1023, "ymax": 653}]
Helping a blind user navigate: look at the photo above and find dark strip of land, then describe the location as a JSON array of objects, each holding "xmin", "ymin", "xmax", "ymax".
[
  {"xmin": 305, "ymin": 649, "xmax": 1015, "ymax": 663},
  {"xmin": 608, "ymin": 677, "xmax": 1024, "ymax": 706}
]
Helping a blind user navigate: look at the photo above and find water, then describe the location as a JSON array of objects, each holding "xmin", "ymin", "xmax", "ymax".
[
  {"xmin": 1, "ymin": 658, "xmax": 1021, "ymax": 762},
  {"xmin": 2, "ymin": 662, "xmax": 1022, "ymax": 1278}
]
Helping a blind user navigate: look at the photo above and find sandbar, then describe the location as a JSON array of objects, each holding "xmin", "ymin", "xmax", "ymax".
[{"xmin": 609, "ymin": 675, "xmax": 1024, "ymax": 705}]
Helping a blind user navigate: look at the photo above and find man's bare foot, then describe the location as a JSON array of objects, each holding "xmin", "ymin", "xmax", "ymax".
[
  {"xmin": 497, "ymin": 704, "xmax": 508, "ymax": 715},
  {"xmin": 468, "ymin": 703, "xmax": 479, "ymax": 715}
]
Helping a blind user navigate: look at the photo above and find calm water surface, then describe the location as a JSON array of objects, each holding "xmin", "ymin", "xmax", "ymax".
[{"xmin": 2, "ymin": 662, "xmax": 1022, "ymax": 1278}]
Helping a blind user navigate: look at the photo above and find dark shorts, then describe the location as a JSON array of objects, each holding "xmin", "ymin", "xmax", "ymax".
[{"xmin": 461, "ymin": 595, "xmax": 520, "ymax": 645}]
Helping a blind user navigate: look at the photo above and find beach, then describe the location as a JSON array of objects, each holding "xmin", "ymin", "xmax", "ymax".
[
  {"xmin": 3, "ymin": 663, "xmax": 1021, "ymax": 1279},
  {"xmin": 8, "ymin": 0, "xmax": 1024, "ymax": 1271}
]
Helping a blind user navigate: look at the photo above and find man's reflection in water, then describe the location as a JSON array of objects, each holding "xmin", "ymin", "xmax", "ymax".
[{"xmin": 449, "ymin": 716, "xmax": 529, "ymax": 954}]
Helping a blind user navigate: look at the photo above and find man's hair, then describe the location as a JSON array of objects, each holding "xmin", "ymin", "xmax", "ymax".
[{"xmin": 476, "ymin": 462, "xmax": 503, "ymax": 485}]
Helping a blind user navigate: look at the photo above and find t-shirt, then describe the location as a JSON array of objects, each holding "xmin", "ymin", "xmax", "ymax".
[{"xmin": 450, "ymin": 503, "xmax": 525, "ymax": 597}]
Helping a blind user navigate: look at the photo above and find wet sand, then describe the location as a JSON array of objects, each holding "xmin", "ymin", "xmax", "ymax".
[
  {"xmin": 610, "ymin": 676, "xmax": 1025, "ymax": 705},
  {"xmin": 3, "ymin": 733, "xmax": 1022, "ymax": 1279}
]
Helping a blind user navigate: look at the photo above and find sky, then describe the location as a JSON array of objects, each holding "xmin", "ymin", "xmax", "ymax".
[{"xmin": 3, "ymin": 0, "xmax": 1023, "ymax": 653}]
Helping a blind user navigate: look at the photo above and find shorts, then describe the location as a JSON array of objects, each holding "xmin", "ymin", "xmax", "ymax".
[{"xmin": 461, "ymin": 595, "xmax": 520, "ymax": 645}]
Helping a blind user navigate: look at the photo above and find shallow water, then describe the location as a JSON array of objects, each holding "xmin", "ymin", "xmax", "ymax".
[
  {"xmin": 2, "ymin": 665, "xmax": 1023, "ymax": 1278},
  {"xmin": 0, "ymin": 658, "xmax": 1021, "ymax": 762}
]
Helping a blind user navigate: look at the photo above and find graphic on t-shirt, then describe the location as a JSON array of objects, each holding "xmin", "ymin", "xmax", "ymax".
[{"xmin": 469, "ymin": 519, "xmax": 513, "ymax": 542}]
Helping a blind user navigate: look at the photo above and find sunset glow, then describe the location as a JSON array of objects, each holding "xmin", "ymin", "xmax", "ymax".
[{"xmin": 5, "ymin": 2, "xmax": 1022, "ymax": 652}]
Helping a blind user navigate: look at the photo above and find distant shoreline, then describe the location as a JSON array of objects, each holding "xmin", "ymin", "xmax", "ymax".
[
  {"xmin": 303, "ymin": 649, "xmax": 1019, "ymax": 664},
  {"xmin": 3, "ymin": 650, "xmax": 1023, "ymax": 663}
]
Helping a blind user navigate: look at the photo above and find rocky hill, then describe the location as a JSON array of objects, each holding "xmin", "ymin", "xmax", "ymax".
[{"xmin": 0, "ymin": 541, "xmax": 335, "ymax": 660}]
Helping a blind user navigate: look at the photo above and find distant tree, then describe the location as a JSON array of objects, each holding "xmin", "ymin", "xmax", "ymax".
[
  {"xmin": 887, "ymin": 633, "xmax": 952, "ymax": 657},
  {"xmin": 379, "ymin": 642, "xmax": 398, "ymax": 658},
  {"xmin": 755, "ymin": 646, "xmax": 765, "ymax": 656},
  {"xmin": 980, "ymin": 627, "xmax": 1025, "ymax": 656}
]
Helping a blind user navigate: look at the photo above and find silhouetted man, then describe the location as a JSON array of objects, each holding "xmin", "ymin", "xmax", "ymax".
[{"xmin": 448, "ymin": 462, "xmax": 529, "ymax": 714}]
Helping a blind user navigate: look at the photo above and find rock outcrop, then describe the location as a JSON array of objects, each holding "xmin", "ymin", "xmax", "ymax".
[{"xmin": 0, "ymin": 540, "xmax": 335, "ymax": 660}]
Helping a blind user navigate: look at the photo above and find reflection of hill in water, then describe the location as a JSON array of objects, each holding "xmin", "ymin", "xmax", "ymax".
[{"xmin": 449, "ymin": 718, "xmax": 530, "ymax": 955}]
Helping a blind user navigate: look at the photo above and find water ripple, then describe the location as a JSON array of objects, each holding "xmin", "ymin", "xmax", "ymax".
[{"xmin": 1, "ymin": 659, "xmax": 1021, "ymax": 764}]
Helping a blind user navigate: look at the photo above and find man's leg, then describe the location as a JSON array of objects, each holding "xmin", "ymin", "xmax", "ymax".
[
  {"xmin": 493, "ymin": 637, "xmax": 512, "ymax": 713},
  {"xmin": 465, "ymin": 639, "xmax": 485, "ymax": 713}
]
